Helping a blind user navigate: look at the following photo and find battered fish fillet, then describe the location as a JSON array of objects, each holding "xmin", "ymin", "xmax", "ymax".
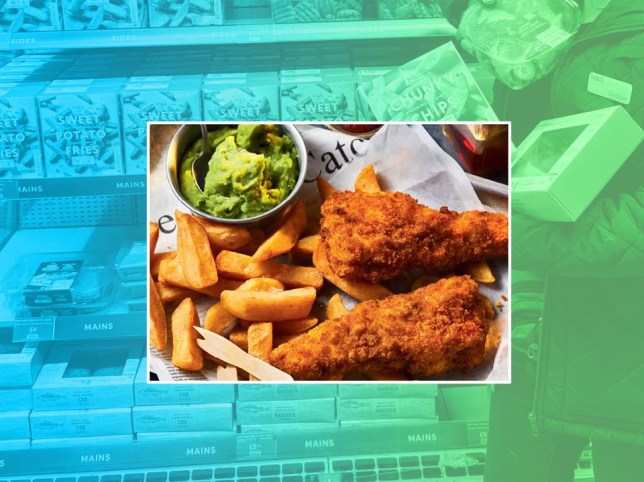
[
  {"xmin": 270, "ymin": 276, "xmax": 494, "ymax": 380},
  {"xmin": 320, "ymin": 191, "xmax": 508, "ymax": 283}
]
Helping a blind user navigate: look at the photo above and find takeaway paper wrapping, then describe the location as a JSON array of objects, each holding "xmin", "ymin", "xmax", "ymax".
[{"xmin": 149, "ymin": 124, "xmax": 509, "ymax": 382}]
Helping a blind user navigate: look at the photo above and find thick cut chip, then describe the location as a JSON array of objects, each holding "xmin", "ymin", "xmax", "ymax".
[
  {"xmin": 292, "ymin": 234, "xmax": 320, "ymax": 263},
  {"xmin": 175, "ymin": 210, "xmax": 218, "ymax": 289},
  {"xmin": 157, "ymin": 282, "xmax": 201, "ymax": 304},
  {"xmin": 194, "ymin": 217, "xmax": 252, "ymax": 252},
  {"xmin": 273, "ymin": 316, "xmax": 318, "ymax": 335},
  {"xmin": 326, "ymin": 293, "xmax": 350, "ymax": 319},
  {"xmin": 220, "ymin": 287, "xmax": 317, "ymax": 322},
  {"xmin": 317, "ymin": 176, "xmax": 338, "ymax": 201},
  {"xmin": 151, "ymin": 251, "xmax": 176, "ymax": 280},
  {"xmin": 216, "ymin": 250, "xmax": 323, "ymax": 290},
  {"xmin": 149, "ymin": 275, "xmax": 167, "ymax": 351},
  {"xmin": 465, "ymin": 260, "xmax": 496, "ymax": 284},
  {"xmin": 252, "ymin": 201, "xmax": 307, "ymax": 261},
  {"xmin": 158, "ymin": 256, "xmax": 242, "ymax": 296},
  {"xmin": 171, "ymin": 298, "xmax": 203, "ymax": 371},
  {"xmin": 354, "ymin": 164, "xmax": 382, "ymax": 193},
  {"xmin": 248, "ymin": 322, "xmax": 273, "ymax": 381},
  {"xmin": 204, "ymin": 277, "xmax": 285, "ymax": 335}
]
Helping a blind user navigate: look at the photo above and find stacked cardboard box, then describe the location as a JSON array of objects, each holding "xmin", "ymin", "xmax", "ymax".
[
  {"xmin": 121, "ymin": 76, "xmax": 203, "ymax": 173},
  {"xmin": 0, "ymin": 328, "xmax": 48, "ymax": 449},
  {"xmin": 115, "ymin": 237, "xmax": 148, "ymax": 313},
  {"xmin": 236, "ymin": 384, "xmax": 338, "ymax": 432},
  {"xmin": 337, "ymin": 384, "xmax": 438, "ymax": 428},
  {"xmin": 30, "ymin": 341, "xmax": 142, "ymax": 442},
  {"xmin": 0, "ymin": 47, "xmax": 499, "ymax": 181},
  {"xmin": 280, "ymin": 67, "xmax": 356, "ymax": 121},
  {"xmin": 38, "ymin": 78, "xmax": 126, "ymax": 178},
  {"xmin": 132, "ymin": 358, "xmax": 236, "ymax": 439},
  {"xmin": 203, "ymin": 72, "xmax": 280, "ymax": 122}
]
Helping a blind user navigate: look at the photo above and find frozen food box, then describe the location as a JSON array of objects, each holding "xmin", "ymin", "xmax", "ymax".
[
  {"xmin": 121, "ymin": 75, "xmax": 202, "ymax": 174},
  {"xmin": 132, "ymin": 404, "xmax": 234, "ymax": 433},
  {"xmin": 237, "ymin": 384, "xmax": 337, "ymax": 401},
  {"xmin": 338, "ymin": 384, "xmax": 438, "ymax": 399},
  {"xmin": 202, "ymin": 72, "xmax": 279, "ymax": 121},
  {"xmin": 459, "ymin": 0, "xmax": 581, "ymax": 90},
  {"xmin": 337, "ymin": 397, "xmax": 437, "ymax": 421},
  {"xmin": 512, "ymin": 106, "xmax": 644, "ymax": 222},
  {"xmin": 0, "ymin": 0, "xmax": 62, "ymax": 32},
  {"xmin": 122, "ymin": 280, "xmax": 146, "ymax": 299},
  {"xmin": 2, "ymin": 254, "xmax": 116, "ymax": 317},
  {"xmin": 239, "ymin": 422, "xmax": 339, "ymax": 434},
  {"xmin": 0, "ymin": 410, "xmax": 31, "ymax": 439},
  {"xmin": 280, "ymin": 68, "xmax": 356, "ymax": 121},
  {"xmin": 148, "ymin": 0, "xmax": 224, "ymax": 27},
  {"xmin": 376, "ymin": 0, "xmax": 442, "ymax": 19},
  {"xmin": 0, "ymin": 388, "xmax": 34, "ymax": 410},
  {"xmin": 38, "ymin": 79, "xmax": 125, "ymax": 178},
  {"xmin": 271, "ymin": 0, "xmax": 363, "ymax": 23},
  {"xmin": 60, "ymin": 0, "xmax": 146, "ymax": 30},
  {"xmin": 115, "ymin": 238, "xmax": 146, "ymax": 282},
  {"xmin": 134, "ymin": 358, "xmax": 235, "ymax": 405},
  {"xmin": 0, "ymin": 82, "xmax": 47, "ymax": 179},
  {"xmin": 354, "ymin": 67, "xmax": 396, "ymax": 83},
  {"xmin": 0, "ymin": 328, "xmax": 46, "ymax": 388},
  {"xmin": 354, "ymin": 67, "xmax": 395, "ymax": 121},
  {"xmin": 356, "ymin": 42, "xmax": 497, "ymax": 122},
  {"xmin": 236, "ymin": 398, "xmax": 336, "ymax": 425},
  {"xmin": 30, "ymin": 407, "xmax": 132, "ymax": 439},
  {"xmin": 32, "ymin": 341, "xmax": 142, "ymax": 410}
]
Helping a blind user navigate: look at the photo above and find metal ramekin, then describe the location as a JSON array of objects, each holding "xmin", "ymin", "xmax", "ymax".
[{"xmin": 166, "ymin": 123, "xmax": 308, "ymax": 228}]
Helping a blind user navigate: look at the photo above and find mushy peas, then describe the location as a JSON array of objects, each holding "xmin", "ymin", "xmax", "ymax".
[{"xmin": 179, "ymin": 125, "xmax": 299, "ymax": 219}]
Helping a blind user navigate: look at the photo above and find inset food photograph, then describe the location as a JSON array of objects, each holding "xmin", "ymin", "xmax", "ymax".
[{"xmin": 148, "ymin": 123, "xmax": 510, "ymax": 382}]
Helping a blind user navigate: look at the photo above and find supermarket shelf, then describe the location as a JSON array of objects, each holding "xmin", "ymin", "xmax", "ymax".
[
  {"xmin": 4, "ymin": 19, "xmax": 455, "ymax": 50},
  {"xmin": 11, "ymin": 302, "xmax": 145, "ymax": 342},
  {"xmin": 1, "ymin": 421, "xmax": 481, "ymax": 476},
  {"xmin": 0, "ymin": 226, "xmax": 145, "ymax": 342},
  {"xmin": 13, "ymin": 310, "xmax": 142, "ymax": 341},
  {"xmin": 0, "ymin": 174, "xmax": 146, "ymax": 200}
]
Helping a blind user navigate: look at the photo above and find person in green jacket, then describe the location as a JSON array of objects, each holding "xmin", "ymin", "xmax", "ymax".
[{"xmin": 440, "ymin": 0, "xmax": 644, "ymax": 480}]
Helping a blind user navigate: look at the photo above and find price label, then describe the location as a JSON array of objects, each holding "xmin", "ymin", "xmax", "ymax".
[
  {"xmin": 13, "ymin": 316, "xmax": 56, "ymax": 342},
  {"xmin": 236, "ymin": 434, "xmax": 276, "ymax": 459}
]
